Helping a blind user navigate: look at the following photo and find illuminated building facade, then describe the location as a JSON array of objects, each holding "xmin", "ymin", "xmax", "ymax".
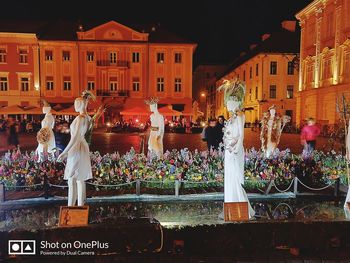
[
  {"xmin": 0, "ymin": 20, "xmax": 197, "ymax": 119},
  {"xmin": 296, "ymin": 0, "xmax": 350, "ymax": 125}
]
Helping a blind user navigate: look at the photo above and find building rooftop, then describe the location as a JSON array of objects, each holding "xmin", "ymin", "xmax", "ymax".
[
  {"xmin": 0, "ymin": 19, "xmax": 195, "ymax": 44},
  {"xmin": 219, "ymin": 28, "xmax": 300, "ymax": 80}
]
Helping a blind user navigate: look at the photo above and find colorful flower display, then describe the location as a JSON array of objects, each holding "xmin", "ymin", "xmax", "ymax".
[{"xmin": 0, "ymin": 147, "xmax": 348, "ymax": 191}]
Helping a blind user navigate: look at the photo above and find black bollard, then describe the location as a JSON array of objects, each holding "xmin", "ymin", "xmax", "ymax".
[
  {"xmin": 44, "ymin": 174, "xmax": 49, "ymax": 199},
  {"xmin": 334, "ymin": 178, "xmax": 340, "ymax": 197}
]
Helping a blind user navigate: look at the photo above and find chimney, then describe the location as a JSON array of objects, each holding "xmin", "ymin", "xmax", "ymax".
[
  {"xmin": 249, "ymin": 44, "xmax": 257, "ymax": 50},
  {"xmin": 281, "ymin": 20, "xmax": 296, "ymax": 32},
  {"xmin": 261, "ymin": 34, "xmax": 271, "ymax": 41}
]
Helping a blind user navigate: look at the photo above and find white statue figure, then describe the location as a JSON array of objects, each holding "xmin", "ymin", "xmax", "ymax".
[
  {"xmin": 345, "ymin": 119, "xmax": 350, "ymax": 209},
  {"xmin": 145, "ymin": 97, "xmax": 164, "ymax": 158},
  {"xmin": 57, "ymin": 91, "xmax": 93, "ymax": 206},
  {"xmin": 218, "ymin": 79, "xmax": 255, "ymax": 219},
  {"xmin": 36, "ymin": 100, "xmax": 56, "ymax": 161},
  {"xmin": 260, "ymin": 105, "xmax": 291, "ymax": 158}
]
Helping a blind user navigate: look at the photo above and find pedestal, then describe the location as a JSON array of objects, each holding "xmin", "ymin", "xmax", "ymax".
[{"xmin": 224, "ymin": 202, "xmax": 249, "ymax": 222}]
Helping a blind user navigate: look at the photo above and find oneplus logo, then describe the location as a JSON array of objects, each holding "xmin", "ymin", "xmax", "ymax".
[{"xmin": 8, "ymin": 240, "xmax": 36, "ymax": 255}]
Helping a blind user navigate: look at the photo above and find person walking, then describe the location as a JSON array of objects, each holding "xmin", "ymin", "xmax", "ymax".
[
  {"xmin": 300, "ymin": 117, "xmax": 321, "ymax": 154},
  {"xmin": 205, "ymin": 118, "xmax": 221, "ymax": 151},
  {"xmin": 7, "ymin": 117, "xmax": 19, "ymax": 149}
]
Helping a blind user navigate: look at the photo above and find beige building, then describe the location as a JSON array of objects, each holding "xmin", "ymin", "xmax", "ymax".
[
  {"xmin": 216, "ymin": 22, "xmax": 300, "ymax": 125},
  {"xmin": 296, "ymin": 0, "xmax": 350, "ymax": 126}
]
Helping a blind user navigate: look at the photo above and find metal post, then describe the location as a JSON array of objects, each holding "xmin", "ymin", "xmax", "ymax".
[
  {"xmin": 334, "ymin": 178, "xmax": 340, "ymax": 197},
  {"xmin": 0, "ymin": 183, "xmax": 5, "ymax": 202},
  {"xmin": 136, "ymin": 179, "xmax": 141, "ymax": 196},
  {"xmin": 293, "ymin": 177, "xmax": 298, "ymax": 195},
  {"xmin": 175, "ymin": 180, "xmax": 180, "ymax": 197},
  {"xmin": 265, "ymin": 180, "xmax": 274, "ymax": 195},
  {"xmin": 43, "ymin": 174, "xmax": 49, "ymax": 199}
]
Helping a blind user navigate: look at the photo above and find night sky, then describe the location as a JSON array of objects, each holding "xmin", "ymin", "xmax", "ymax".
[{"xmin": 1, "ymin": 0, "xmax": 312, "ymax": 66}]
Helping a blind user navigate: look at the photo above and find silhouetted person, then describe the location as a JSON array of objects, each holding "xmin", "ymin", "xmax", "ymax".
[
  {"xmin": 7, "ymin": 118, "xmax": 19, "ymax": 148},
  {"xmin": 205, "ymin": 119, "xmax": 221, "ymax": 151}
]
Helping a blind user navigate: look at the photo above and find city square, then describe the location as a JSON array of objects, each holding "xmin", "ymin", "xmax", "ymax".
[{"xmin": 1, "ymin": 0, "xmax": 350, "ymax": 262}]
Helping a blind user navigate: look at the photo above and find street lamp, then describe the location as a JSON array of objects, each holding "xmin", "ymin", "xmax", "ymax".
[{"xmin": 200, "ymin": 92, "xmax": 206, "ymax": 98}]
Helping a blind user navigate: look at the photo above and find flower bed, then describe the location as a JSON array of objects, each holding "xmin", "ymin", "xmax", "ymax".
[{"xmin": 0, "ymin": 147, "xmax": 348, "ymax": 197}]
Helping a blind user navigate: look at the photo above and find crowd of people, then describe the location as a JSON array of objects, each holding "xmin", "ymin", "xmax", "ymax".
[{"xmin": 0, "ymin": 117, "xmax": 71, "ymax": 152}]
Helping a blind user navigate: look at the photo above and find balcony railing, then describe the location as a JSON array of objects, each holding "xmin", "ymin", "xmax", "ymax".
[
  {"xmin": 96, "ymin": 60, "xmax": 130, "ymax": 68},
  {"xmin": 97, "ymin": 90, "xmax": 129, "ymax": 97}
]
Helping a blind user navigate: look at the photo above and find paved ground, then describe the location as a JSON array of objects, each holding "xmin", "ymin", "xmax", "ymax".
[{"xmin": 0, "ymin": 128, "xmax": 342, "ymax": 155}]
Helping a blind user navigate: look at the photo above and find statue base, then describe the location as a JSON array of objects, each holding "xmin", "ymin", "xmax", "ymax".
[
  {"xmin": 224, "ymin": 202, "xmax": 249, "ymax": 222},
  {"xmin": 59, "ymin": 205, "xmax": 89, "ymax": 227}
]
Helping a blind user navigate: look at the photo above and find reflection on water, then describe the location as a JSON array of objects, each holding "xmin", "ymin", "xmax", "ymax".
[{"xmin": 0, "ymin": 199, "xmax": 349, "ymax": 231}]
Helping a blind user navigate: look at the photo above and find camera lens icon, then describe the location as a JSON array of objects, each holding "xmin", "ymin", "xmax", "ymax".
[{"xmin": 11, "ymin": 243, "xmax": 20, "ymax": 252}]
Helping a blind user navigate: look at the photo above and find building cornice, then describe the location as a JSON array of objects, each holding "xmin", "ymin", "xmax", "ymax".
[{"xmin": 296, "ymin": 0, "xmax": 327, "ymax": 20}]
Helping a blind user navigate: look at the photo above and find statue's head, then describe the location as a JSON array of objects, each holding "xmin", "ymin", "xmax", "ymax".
[
  {"xmin": 42, "ymin": 106, "xmax": 51, "ymax": 114},
  {"xmin": 217, "ymin": 78, "xmax": 245, "ymax": 113},
  {"xmin": 145, "ymin": 97, "xmax": 159, "ymax": 113},
  {"xmin": 74, "ymin": 97, "xmax": 87, "ymax": 112},
  {"xmin": 268, "ymin": 105, "xmax": 276, "ymax": 116},
  {"xmin": 226, "ymin": 99, "xmax": 240, "ymax": 113}
]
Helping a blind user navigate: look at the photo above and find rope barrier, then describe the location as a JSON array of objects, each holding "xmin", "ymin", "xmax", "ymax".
[
  {"xmin": 272, "ymin": 178, "xmax": 295, "ymax": 193},
  {"xmin": 296, "ymin": 178, "xmax": 334, "ymax": 191},
  {"xmin": 4, "ymin": 183, "xmax": 42, "ymax": 189},
  {"xmin": 48, "ymin": 183, "xmax": 68, "ymax": 189},
  {"xmin": 86, "ymin": 181, "xmax": 135, "ymax": 188}
]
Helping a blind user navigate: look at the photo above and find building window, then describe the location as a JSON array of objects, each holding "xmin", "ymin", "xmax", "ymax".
[
  {"xmin": 175, "ymin": 53, "xmax": 182, "ymax": 63},
  {"xmin": 255, "ymin": 86, "xmax": 258, "ymax": 100},
  {"xmin": 287, "ymin": 85, "xmax": 294, "ymax": 99},
  {"xmin": 157, "ymin": 52, "xmax": 164, "ymax": 63},
  {"xmin": 249, "ymin": 67, "xmax": 252, "ymax": 79},
  {"xmin": 87, "ymin": 81, "xmax": 95, "ymax": 91},
  {"xmin": 110, "ymin": 77, "xmax": 118, "ymax": 91},
  {"xmin": 256, "ymin": 64, "xmax": 259, "ymax": 76},
  {"xmin": 109, "ymin": 52, "xmax": 117, "ymax": 64},
  {"xmin": 157, "ymin": 77, "xmax": 164, "ymax": 92},
  {"xmin": 287, "ymin": 61, "xmax": 294, "ymax": 75},
  {"xmin": 249, "ymin": 88, "xmax": 252, "ymax": 101},
  {"xmin": 243, "ymin": 70, "xmax": 246, "ymax": 81},
  {"xmin": 45, "ymin": 50, "xmax": 53, "ymax": 61},
  {"xmin": 46, "ymin": 76, "xmax": 54, "ymax": 91},
  {"xmin": 87, "ymin": 51, "xmax": 94, "ymax": 62},
  {"xmin": 306, "ymin": 64, "xmax": 314, "ymax": 84},
  {"xmin": 269, "ymin": 85, "xmax": 277, "ymax": 99},
  {"xmin": 20, "ymin": 77, "xmax": 29, "ymax": 91},
  {"xmin": 132, "ymin": 52, "xmax": 140, "ymax": 63},
  {"xmin": 0, "ymin": 77, "xmax": 8, "ymax": 91},
  {"xmin": 63, "ymin": 77, "xmax": 71, "ymax": 91},
  {"xmin": 175, "ymin": 78, "xmax": 182, "ymax": 92},
  {"xmin": 19, "ymin": 50, "xmax": 28, "ymax": 64},
  {"xmin": 132, "ymin": 77, "xmax": 140, "ymax": 92},
  {"xmin": 62, "ymin": 51, "xmax": 70, "ymax": 61},
  {"xmin": 270, "ymin": 61, "xmax": 277, "ymax": 75},
  {"xmin": 0, "ymin": 49, "xmax": 6, "ymax": 63}
]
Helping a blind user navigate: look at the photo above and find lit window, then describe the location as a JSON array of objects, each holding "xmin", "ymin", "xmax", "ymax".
[
  {"xmin": 21, "ymin": 77, "xmax": 29, "ymax": 91},
  {"xmin": 0, "ymin": 77, "xmax": 8, "ymax": 91},
  {"xmin": 45, "ymin": 50, "xmax": 53, "ymax": 61},
  {"xmin": 175, "ymin": 78, "xmax": 182, "ymax": 92},
  {"xmin": 87, "ymin": 81, "xmax": 95, "ymax": 91},
  {"xmin": 63, "ymin": 77, "xmax": 71, "ymax": 91},
  {"xmin": 46, "ymin": 76, "xmax": 54, "ymax": 90},
  {"xmin": 270, "ymin": 61, "xmax": 277, "ymax": 75},
  {"xmin": 132, "ymin": 52, "xmax": 140, "ymax": 63},
  {"xmin": 157, "ymin": 77, "xmax": 164, "ymax": 92},
  {"xmin": 175, "ymin": 53, "xmax": 182, "ymax": 63},
  {"xmin": 19, "ymin": 50, "xmax": 28, "ymax": 64},
  {"xmin": 132, "ymin": 77, "xmax": 140, "ymax": 91},
  {"xmin": 87, "ymin": 51, "xmax": 94, "ymax": 62},
  {"xmin": 157, "ymin": 53, "xmax": 164, "ymax": 63},
  {"xmin": 269, "ymin": 85, "xmax": 277, "ymax": 98},
  {"xmin": 62, "ymin": 51, "xmax": 70, "ymax": 61},
  {"xmin": 287, "ymin": 85, "xmax": 293, "ymax": 99},
  {"xmin": 0, "ymin": 49, "xmax": 6, "ymax": 63},
  {"xmin": 110, "ymin": 77, "xmax": 118, "ymax": 91},
  {"xmin": 109, "ymin": 52, "xmax": 117, "ymax": 64}
]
